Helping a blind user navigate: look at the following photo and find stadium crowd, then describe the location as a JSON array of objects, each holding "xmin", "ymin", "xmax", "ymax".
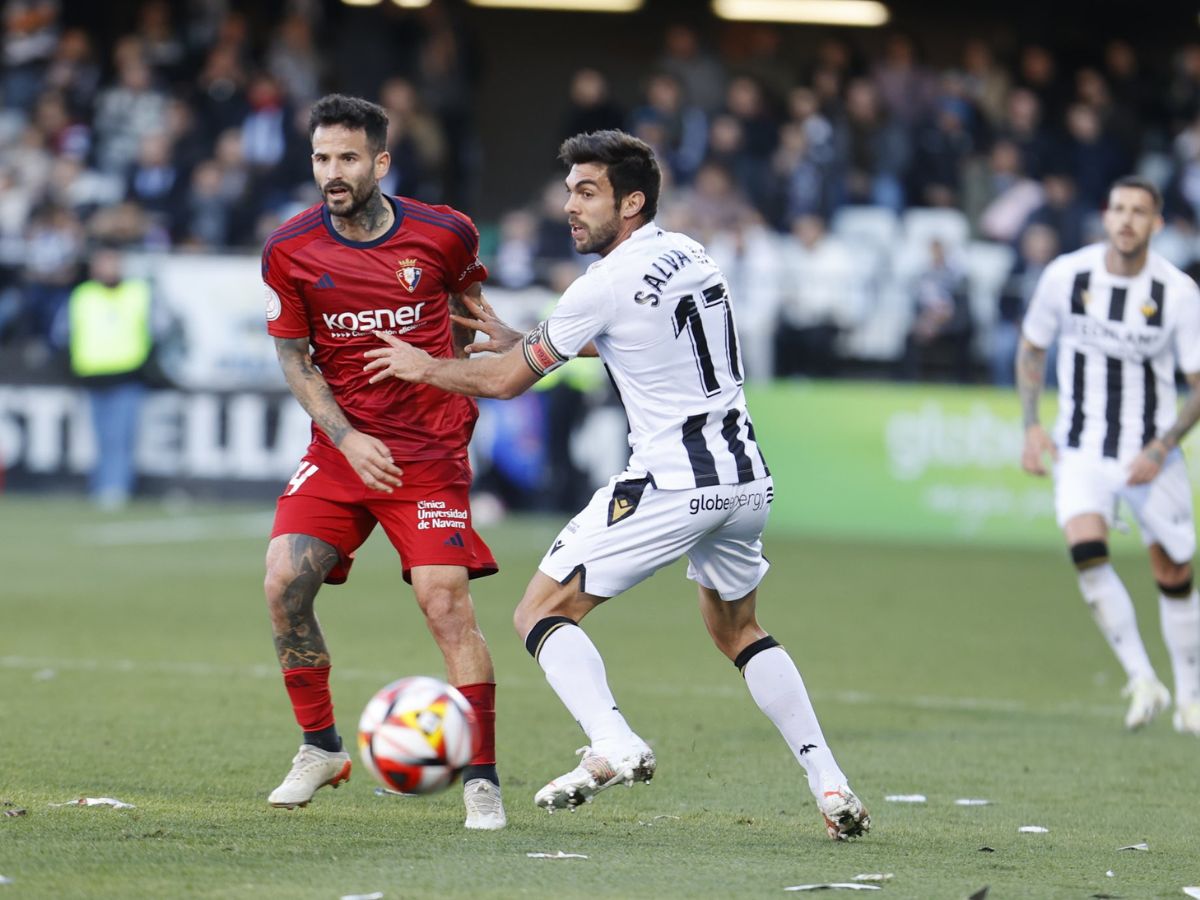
[{"xmin": 4, "ymin": 0, "xmax": 1200, "ymax": 384}]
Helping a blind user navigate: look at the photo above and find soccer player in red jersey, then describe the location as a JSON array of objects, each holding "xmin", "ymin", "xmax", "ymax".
[{"xmin": 260, "ymin": 94, "xmax": 505, "ymax": 829}]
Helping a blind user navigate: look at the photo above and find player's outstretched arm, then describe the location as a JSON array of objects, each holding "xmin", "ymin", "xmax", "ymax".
[
  {"xmin": 274, "ymin": 337, "xmax": 403, "ymax": 492},
  {"xmin": 364, "ymin": 331, "xmax": 541, "ymax": 400},
  {"xmin": 1016, "ymin": 336, "xmax": 1057, "ymax": 476},
  {"xmin": 449, "ymin": 288, "xmax": 525, "ymax": 356},
  {"xmin": 1129, "ymin": 370, "xmax": 1200, "ymax": 485}
]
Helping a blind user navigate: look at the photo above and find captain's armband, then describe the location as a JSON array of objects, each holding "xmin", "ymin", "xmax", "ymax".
[{"xmin": 522, "ymin": 320, "xmax": 569, "ymax": 376}]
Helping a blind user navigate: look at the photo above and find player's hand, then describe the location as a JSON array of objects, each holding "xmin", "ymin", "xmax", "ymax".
[
  {"xmin": 337, "ymin": 430, "xmax": 403, "ymax": 493},
  {"xmin": 450, "ymin": 292, "xmax": 523, "ymax": 355},
  {"xmin": 1127, "ymin": 439, "xmax": 1168, "ymax": 485},
  {"xmin": 1020, "ymin": 424, "xmax": 1058, "ymax": 476},
  {"xmin": 363, "ymin": 332, "xmax": 432, "ymax": 383}
]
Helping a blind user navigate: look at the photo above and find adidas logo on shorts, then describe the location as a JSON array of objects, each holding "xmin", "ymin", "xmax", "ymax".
[{"xmin": 443, "ymin": 532, "xmax": 465, "ymax": 548}]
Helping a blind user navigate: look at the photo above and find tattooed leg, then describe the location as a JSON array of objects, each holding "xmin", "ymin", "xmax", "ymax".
[{"xmin": 264, "ymin": 534, "xmax": 340, "ymax": 668}]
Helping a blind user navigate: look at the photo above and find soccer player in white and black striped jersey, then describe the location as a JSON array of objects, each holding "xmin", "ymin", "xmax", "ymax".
[
  {"xmin": 364, "ymin": 130, "xmax": 869, "ymax": 840},
  {"xmin": 1018, "ymin": 175, "xmax": 1200, "ymax": 735}
]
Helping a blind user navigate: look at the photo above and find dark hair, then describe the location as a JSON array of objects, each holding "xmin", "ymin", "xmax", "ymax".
[
  {"xmin": 308, "ymin": 94, "xmax": 389, "ymax": 156},
  {"xmin": 1109, "ymin": 174, "xmax": 1163, "ymax": 212},
  {"xmin": 558, "ymin": 129, "xmax": 661, "ymax": 221}
]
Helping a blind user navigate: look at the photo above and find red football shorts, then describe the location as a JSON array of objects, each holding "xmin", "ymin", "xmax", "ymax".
[{"xmin": 271, "ymin": 442, "xmax": 498, "ymax": 585}]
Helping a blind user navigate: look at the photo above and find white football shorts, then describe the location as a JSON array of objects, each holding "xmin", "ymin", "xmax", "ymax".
[
  {"xmin": 538, "ymin": 473, "xmax": 774, "ymax": 600},
  {"xmin": 1054, "ymin": 448, "xmax": 1196, "ymax": 562}
]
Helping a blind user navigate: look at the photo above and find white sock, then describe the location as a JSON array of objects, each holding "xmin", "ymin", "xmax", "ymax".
[
  {"xmin": 1159, "ymin": 589, "xmax": 1200, "ymax": 707},
  {"xmin": 1078, "ymin": 564, "xmax": 1157, "ymax": 682},
  {"xmin": 536, "ymin": 623, "xmax": 639, "ymax": 754},
  {"xmin": 743, "ymin": 646, "xmax": 845, "ymax": 796}
]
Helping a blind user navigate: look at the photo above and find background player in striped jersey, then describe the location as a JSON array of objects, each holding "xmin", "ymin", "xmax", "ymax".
[
  {"xmin": 260, "ymin": 94, "xmax": 506, "ymax": 828},
  {"xmin": 1018, "ymin": 176, "xmax": 1200, "ymax": 735},
  {"xmin": 364, "ymin": 129, "xmax": 869, "ymax": 841}
]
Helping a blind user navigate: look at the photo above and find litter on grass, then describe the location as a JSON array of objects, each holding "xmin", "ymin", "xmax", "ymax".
[
  {"xmin": 1106, "ymin": 871, "xmax": 1115, "ymax": 878},
  {"xmin": 1018, "ymin": 825, "xmax": 1049, "ymax": 833},
  {"xmin": 526, "ymin": 852, "xmax": 588, "ymax": 860},
  {"xmin": 638, "ymin": 815, "xmax": 681, "ymax": 826},
  {"xmin": 1118, "ymin": 842, "xmax": 1149, "ymax": 851},
  {"xmin": 783, "ymin": 884, "xmax": 881, "ymax": 892},
  {"xmin": 884, "ymin": 794, "xmax": 926, "ymax": 803},
  {"xmin": 852, "ymin": 874, "xmax": 894, "ymax": 882},
  {"xmin": 50, "ymin": 797, "xmax": 135, "ymax": 809},
  {"xmin": 339, "ymin": 893, "xmax": 383, "ymax": 900},
  {"xmin": 0, "ymin": 875, "xmax": 11, "ymax": 885},
  {"xmin": 955, "ymin": 798, "xmax": 991, "ymax": 806}
]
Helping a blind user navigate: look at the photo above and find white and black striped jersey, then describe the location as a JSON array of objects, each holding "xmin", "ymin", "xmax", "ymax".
[
  {"xmin": 531, "ymin": 222, "xmax": 770, "ymax": 489},
  {"xmin": 1023, "ymin": 243, "xmax": 1200, "ymax": 462}
]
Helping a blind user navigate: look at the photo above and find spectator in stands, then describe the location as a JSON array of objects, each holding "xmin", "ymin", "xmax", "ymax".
[
  {"xmin": 125, "ymin": 130, "xmax": 186, "ymax": 240},
  {"xmin": 705, "ymin": 212, "xmax": 781, "ymax": 381},
  {"xmin": 629, "ymin": 70, "xmax": 707, "ymax": 185},
  {"xmin": 18, "ymin": 201, "xmax": 81, "ymax": 353},
  {"xmin": 67, "ymin": 245, "xmax": 155, "ymax": 510},
  {"xmin": 655, "ymin": 23, "xmax": 725, "ymax": 114},
  {"xmin": 899, "ymin": 238, "xmax": 974, "ymax": 382},
  {"xmin": 379, "ymin": 76, "xmax": 447, "ymax": 203},
  {"xmin": 561, "ymin": 68, "xmax": 624, "ymax": 142},
  {"xmin": 180, "ymin": 158, "xmax": 227, "ymax": 249},
  {"xmin": 1063, "ymin": 101, "xmax": 1128, "ymax": 210},
  {"xmin": 721, "ymin": 74, "xmax": 778, "ymax": 212},
  {"xmin": 265, "ymin": 13, "xmax": 322, "ymax": 109},
  {"xmin": 908, "ymin": 92, "xmax": 975, "ymax": 209},
  {"xmin": 773, "ymin": 214, "xmax": 857, "ymax": 379},
  {"xmin": 2, "ymin": 0, "xmax": 58, "ymax": 112},
  {"xmin": 831, "ymin": 77, "xmax": 910, "ymax": 212},
  {"xmin": 961, "ymin": 38, "xmax": 1010, "ymax": 129},
  {"xmin": 92, "ymin": 54, "xmax": 168, "ymax": 175},
  {"xmin": 997, "ymin": 87, "xmax": 1055, "ymax": 180},
  {"xmin": 871, "ymin": 32, "xmax": 937, "ymax": 132},
  {"xmin": 965, "ymin": 137, "xmax": 1044, "ymax": 243},
  {"xmin": 492, "ymin": 208, "xmax": 538, "ymax": 290},
  {"xmin": 991, "ymin": 222, "xmax": 1058, "ymax": 385},
  {"xmin": 43, "ymin": 27, "xmax": 99, "ymax": 117},
  {"xmin": 1022, "ymin": 169, "xmax": 1088, "ymax": 253}
]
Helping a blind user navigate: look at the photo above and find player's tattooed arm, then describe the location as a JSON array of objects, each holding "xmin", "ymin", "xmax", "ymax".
[
  {"xmin": 274, "ymin": 337, "xmax": 352, "ymax": 445},
  {"xmin": 1158, "ymin": 371, "xmax": 1200, "ymax": 453},
  {"xmin": 271, "ymin": 535, "xmax": 339, "ymax": 668},
  {"xmin": 1016, "ymin": 337, "xmax": 1047, "ymax": 429},
  {"xmin": 275, "ymin": 336, "xmax": 403, "ymax": 492}
]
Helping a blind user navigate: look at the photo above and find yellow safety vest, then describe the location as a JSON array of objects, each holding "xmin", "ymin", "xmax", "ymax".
[{"xmin": 68, "ymin": 279, "xmax": 152, "ymax": 377}]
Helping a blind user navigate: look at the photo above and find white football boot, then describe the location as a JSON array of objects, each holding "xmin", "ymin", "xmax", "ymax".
[
  {"xmin": 816, "ymin": 785, "xmax": 871, "ymax": 841},
  {"xmin": 463, "ymin": 778, "xmax": 507, "ymax": 830},
  {"xmin": 534, "ymin": 742, "xmax": 656, "ymax": 811},
  {"xmin": 268, "ymin": 744, "xmax": 352, "ymax": 808},
  {"xmin": 1122, "ymin": 677, "xmax": 1171, "ymax": 730},
  {"xmin": 1173, "ymin": 700, "xmax": 1200, "ymax": 736}
]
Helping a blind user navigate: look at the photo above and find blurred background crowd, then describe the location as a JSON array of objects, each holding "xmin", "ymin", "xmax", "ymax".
[{"xmin": 3, "ymin": 0, "xmax": 1200, "ymax": 508}]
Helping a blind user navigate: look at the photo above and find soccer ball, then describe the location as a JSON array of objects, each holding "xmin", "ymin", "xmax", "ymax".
[{"xmin": 357, "ymin": 676, "xmax": 478, "ymax": 795}]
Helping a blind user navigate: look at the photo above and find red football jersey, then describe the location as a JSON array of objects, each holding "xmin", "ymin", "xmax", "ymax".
[{"xmin": 263, "ymin": 196, "xmax": 488, "ymax": 460}]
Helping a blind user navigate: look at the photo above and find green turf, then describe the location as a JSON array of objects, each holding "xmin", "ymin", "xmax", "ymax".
[{"xmin": 2, "ymin": 497, "xmax": 1198, "ymax": 899}]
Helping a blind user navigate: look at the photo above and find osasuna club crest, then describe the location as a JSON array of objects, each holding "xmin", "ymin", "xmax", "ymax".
[{"xmin": 396, "ymin": 258, "xmax": 423, "ymax": 292}]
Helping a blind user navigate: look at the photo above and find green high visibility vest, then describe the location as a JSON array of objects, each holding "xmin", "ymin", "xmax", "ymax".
[{"xmin": 68, "ymin": 279, "xmax": 152, "ymax": 377}]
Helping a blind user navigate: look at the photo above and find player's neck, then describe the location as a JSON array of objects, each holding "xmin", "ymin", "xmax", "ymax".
[
  {"xmin": 598, "ymin": 217, "xmax": 647, "ymax": 258},
  {"xmin": 1104, "ymin": 244, "xmax": 1148, "ymax": 278},
  {"xmin": 331, "ymin": 191, "xmax": 394, "ymax": 242}
]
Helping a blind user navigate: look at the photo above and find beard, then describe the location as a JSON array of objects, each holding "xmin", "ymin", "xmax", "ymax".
[
  {"xmin": 573, "ymin": 209, "xmax": 622, "ymax": 255},
  {"xmin": 323, "ymin": 178, "xmax": 375, "ymax": 219}
]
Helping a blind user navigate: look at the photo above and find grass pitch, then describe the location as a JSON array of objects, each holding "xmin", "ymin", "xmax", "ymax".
[{"xmin": 1, "ymin": 496, "xmax": 1198, "ymax": 899}]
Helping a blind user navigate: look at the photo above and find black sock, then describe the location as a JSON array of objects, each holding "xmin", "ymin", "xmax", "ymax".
[
  {"xmin": 461, "ymin": 764, "xmax": 498, "ymax": 786},
  {"xmin": 302, "ymin": 725, "xmax": 342, "ymax": 753}
]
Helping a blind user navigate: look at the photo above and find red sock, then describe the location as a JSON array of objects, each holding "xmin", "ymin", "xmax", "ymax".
[
  {"xmin": 456, "ymin": 682, "xmax": 496, "ymax": 766},
  {"xmin": 283, "ymin": 666, "xmax": 335, "ymax": 731}
]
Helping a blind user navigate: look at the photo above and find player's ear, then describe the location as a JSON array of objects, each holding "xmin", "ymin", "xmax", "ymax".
[
  {"xmin": 621, "ymin": 191, "xmax": 645, "ymax": 220},
  {"xmin": 375, "ymin": 149, "xmax": 391, "ymax": 179}
]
